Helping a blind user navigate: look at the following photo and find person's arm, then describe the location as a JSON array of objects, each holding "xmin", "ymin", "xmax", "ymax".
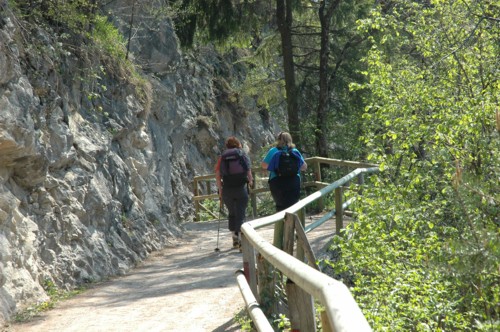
[
  {"xmin": 243, "ymin": 154, "xmax": 253, "ymax": 187},
  {"xmin": 247, "ymin": 169, "xmax": 253, "ymax": 188},
  {"xmin": 293, "ymin": 149, "xmax": 307, "ymax": 171},
  {"xmin": 262, "ymin": 147, "xmax": 276, "ymax": 170}
]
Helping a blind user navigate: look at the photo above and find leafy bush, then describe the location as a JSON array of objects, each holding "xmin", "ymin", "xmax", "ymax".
[{"xmin": 328, "ymin": 0, "xmax": 500, "ymax": 330}]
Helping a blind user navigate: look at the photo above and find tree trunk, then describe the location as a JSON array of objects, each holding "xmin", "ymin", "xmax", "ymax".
[
  {"xmin": 316, "ymin": 0, "xmax": 341, "ymax": 157},
  {"xmin": 276, "ymin": 0, "xmax": 301, "ymax": 147}
]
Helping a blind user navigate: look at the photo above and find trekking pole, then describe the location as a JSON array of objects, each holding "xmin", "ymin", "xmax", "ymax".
[{"xmin": 214, "ymin": 197, "xmax": 222, "ymax": 253}]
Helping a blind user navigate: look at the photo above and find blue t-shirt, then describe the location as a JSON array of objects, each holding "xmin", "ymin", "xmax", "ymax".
[{"xmin": 263, "ymin": 146, "xmax": 305, "ymax": 181}]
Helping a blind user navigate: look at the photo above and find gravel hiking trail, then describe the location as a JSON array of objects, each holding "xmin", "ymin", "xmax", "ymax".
[{"xmin": 4, "ymin": 217, "xmax": 336, "ymax": 332}]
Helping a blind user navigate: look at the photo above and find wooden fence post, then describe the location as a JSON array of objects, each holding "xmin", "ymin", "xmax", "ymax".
[
  {"xmin": 296, "ymin": 209, "xmax": 306, "ymax": 261},
  {"xmin": 335, "ymin": 187, "xmax": 343, "ymax": 233},
  {"xmin": 357, "ymin": 173, "xmax": 365, "ymax": 195},
  {"xmin": 283, "ymin": 213, "xmax": 295, "ymax": 256},
  {"xmin": 257, "ymin": 254, "xmax": 277, "ymax": 317},
  {"xmin": 240, "ymin": 234, "xmax": 258, "ymax": 300},
  {"xmin": 293, "ymin": 217, "xmax": 319, "ymax": 271},
  {"xmin": 283, "ymin": 213, "xmax": 316, "ymax": 331},
  {"xmin": 250, "ymin": 177, "xmax": 257, "ymax": 218},
  {"xmin": 273, "ymin": 218, "xmax": 284, "ymax": 250},
  {"xmin": 320, "ymin": 311, "xmax": 334, "ymax": 332},
  {"xmin": 286, "ymin": 279, "xmax": 316, "ymax": 331},
  {"xmin": 194, "ymin": 179, "xmax": 199, "ymax": 221},
  {"xmin": 313, "ymin": 158, "xmax": 325, "ymax": 211}
]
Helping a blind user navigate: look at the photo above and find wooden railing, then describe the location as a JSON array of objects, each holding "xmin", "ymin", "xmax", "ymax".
[
  {"xmin": 193, "ymin": 158, "xmax": 379, "ymax": 331},
  {"xmin": 237, "ymin": 166, "xmax": 379, "ymax": 331}
]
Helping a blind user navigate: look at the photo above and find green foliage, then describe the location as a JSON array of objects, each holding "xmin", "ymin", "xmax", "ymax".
[
  {"xmin": 273, "ymin": 313, "xmax": 290, "ymax": 331},
  {"xmin": 296, "ymin": 0, "xmax": 373, "ymax": 159},
  {"xmin": 199, "ymin": 198, "xmax": 221, "ymax": 221},
  {"xmin": 328, "ymin": 0, "xmax": 500, "ymax": 330},
  {"xmin": 236, "ymin": 33, "xmax": 288, "ymax": 126},
  {"xmin": 235, "ymin": 0, "xmax": 374, "ymax": 159},
  {"xmin": 11, "ymin": 0, "xmax": 149, "ymax": 115},
  {"xmin": 14, "ymin": 279, "xmax": 85, "ymax": 323},
  {"xmin": 171, "ymin": 0, "xmax": 266, "ymax": 48},
  {"xmin": 91, "ymin": 15, "xmax": 127, "ymax": 60},
  {"xmin": 11, "ymin": 0, "xmax": 97, "ymax": 33},
  {"xmin": 234, "ymin": 308, "xmax": 255, "ymax": 331}
]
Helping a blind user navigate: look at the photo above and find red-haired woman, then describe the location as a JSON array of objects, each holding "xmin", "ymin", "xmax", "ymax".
[{"xmin": 215, "ymin": 137, "xmax": 253, "ymax": 249}]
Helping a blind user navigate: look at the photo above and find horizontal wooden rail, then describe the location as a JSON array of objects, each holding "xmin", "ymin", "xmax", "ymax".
[
  {"xmin": 193, "ymin": 193, "xmax": 219, "ymax": 201},
  {"xmin": 303, "ymin": 180, "xmax": 331, "ymax": 188},
  {"xmin": 192, "ymin": 167, "xmax": 269, "ymax": 220},
  {"xmin": 248, "ymin": 167, "xmax": 379, "ymax": 230},
  {"xmin": 235, "ymin": 270, "xmax": 273, "ymax": 332},
  {"xmin": 305, "ymin": 157, "xmax": 378, "ymax": 169},
  {"xmin": 193, "ymin": 159, "xmax": 377, "ymax": 185},
  {"xmin": 304, "ymin": 197, "xmax": 355, "ymax": 233}
]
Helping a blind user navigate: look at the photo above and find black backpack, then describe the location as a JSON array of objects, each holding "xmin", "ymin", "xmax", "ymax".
[
  {"xmin": 220, "ymin": 149, "xmax": 249, "ymax": 187},
  {"xmin": 276, "ymin": 149, "xmax": 299, "ymax": 177}
]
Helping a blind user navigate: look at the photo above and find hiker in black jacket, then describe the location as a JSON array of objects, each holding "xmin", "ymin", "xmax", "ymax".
[{"xmin": 215, "ymin": 136, "xmax": 253, "ymax": 249}]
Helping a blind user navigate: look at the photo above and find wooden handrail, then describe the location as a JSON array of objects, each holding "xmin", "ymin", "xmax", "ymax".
[
  {"xmin": 305, "ymin": 157, "xmax": 378, "ymax": 169},
  {"xmin": 241, "ymin": 225, "xmax": 372, "ymax": 331},
  {"xmin": 247, "ymin": 167, "xmax": 378, "ymax": 230},
  {"xmin": 239, "ymin": 166, "xmax": 379, "ymax": 331}
]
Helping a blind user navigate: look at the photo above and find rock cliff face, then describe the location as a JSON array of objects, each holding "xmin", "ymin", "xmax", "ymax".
[{"xmin": 0, "ymin": 2, "xmax": 276, "ymax": 324}]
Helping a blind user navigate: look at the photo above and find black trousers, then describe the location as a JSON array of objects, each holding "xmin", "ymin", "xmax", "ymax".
[
  {"xmin": 222, "ymin": 184, "xmax": 249, "ymax": 233},
  {"xmin": 269, "ymin": 175, "xmax": 301, "ymax": 212}
]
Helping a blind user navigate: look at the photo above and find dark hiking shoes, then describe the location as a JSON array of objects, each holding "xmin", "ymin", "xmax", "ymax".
[
  {"xmin": 232, "ymin": 232, "xmax": 242, "ymax": 252},
  {"xmin": 232, "ymin": 232, "xmax": 240, "ymax": 249}
]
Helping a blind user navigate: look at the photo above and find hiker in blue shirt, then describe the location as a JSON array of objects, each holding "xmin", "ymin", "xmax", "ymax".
[{"xmin": 261, "ymin": 132, "xmax": 307, "ymax": 212}]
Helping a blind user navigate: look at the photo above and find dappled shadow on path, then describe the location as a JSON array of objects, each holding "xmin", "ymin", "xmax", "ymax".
[
  {"xmin": 8, "ymin": 220, "xmax": 245, "ymax": 332},
  {"xmin": 212, "ymin": 317, "xmax": 241, "ymax": 332},
  {"xmin": 56, "ymin": 222, "xmax": 244, "ymax": 310},
  {"xmin": 8, "ymin": 216, "xmax": 340, "ymax": 332}
]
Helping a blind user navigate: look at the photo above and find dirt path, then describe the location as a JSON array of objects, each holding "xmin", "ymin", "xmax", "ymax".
[{"xmin": 4, "ymin": 217, "xmax": 336, "ymax": 332}]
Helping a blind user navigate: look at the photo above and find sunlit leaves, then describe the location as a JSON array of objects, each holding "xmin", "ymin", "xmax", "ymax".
[{"xmin": 335, "ymin": 0, "xmax": 500, "ymax": 330}]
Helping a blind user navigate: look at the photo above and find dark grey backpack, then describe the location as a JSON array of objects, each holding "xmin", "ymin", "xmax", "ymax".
[{"xmin": 220, "ymin": 148, "xmax": 249, "ymax": 187}]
